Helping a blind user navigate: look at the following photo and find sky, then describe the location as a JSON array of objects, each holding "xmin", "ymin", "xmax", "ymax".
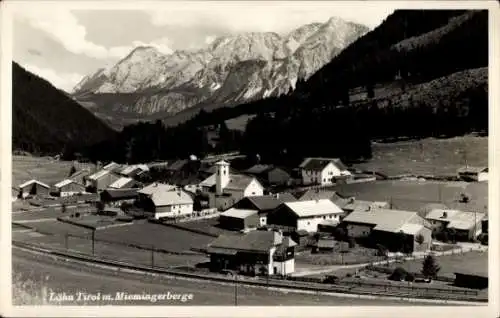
[{"xmin": 11, "ymin": 2, "xmax": 397, "ymax": 92}]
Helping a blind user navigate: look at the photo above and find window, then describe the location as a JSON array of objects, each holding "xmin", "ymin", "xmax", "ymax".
[
  {"xmin": 323, "ymin": 178, "xmax": 326, "ymax": 182},
  {"xmin": 307, "ymin": 222, "xmax": 310, "ymax": 225},
  {"xmin": 252, "ymin": 192, "xmax": 256, "ymax": 195},
  {"xmin": 224, "ymin": 170, "xmax": 227, "ymax": 175},
  {"xmin": 323, "ymin": 216, "xmax": 326, "ymax": 219}
]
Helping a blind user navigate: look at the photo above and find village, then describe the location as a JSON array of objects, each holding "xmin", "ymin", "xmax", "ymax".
[{"xmin": 11, "ymin": 153, "xmax": 489, "ymax": 302}]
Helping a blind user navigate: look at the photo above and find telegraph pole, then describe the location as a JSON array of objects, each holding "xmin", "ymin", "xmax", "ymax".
[
  {"xmin": 65, "ymin": 233, "xmax": 68, "ymax": 250},
  {"xmin": 151, "ymin": 245, "xmax": 155, "ymax": 269},
  {"xmin": 234, "ymin": 274, "xmax": 238, "ymax": 306},
  {"xmin": 92, "ymin": 229, "xmax": 95, "ymax": 255}
]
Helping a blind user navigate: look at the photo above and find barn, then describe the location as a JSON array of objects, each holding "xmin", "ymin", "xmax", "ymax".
[
  {"xmin": 54, "ymin": 179, "xmax": 86, "ymax": 197},
  {"xmin": 218, "ymin": 208, "xmax": 259, "ymax": 231},
  {"xmin": 18, "ymin": 180, "xmax": 50, "ymax": 198}
]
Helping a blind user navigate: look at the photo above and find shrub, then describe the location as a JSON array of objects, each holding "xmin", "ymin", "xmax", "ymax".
[
  {"xmin": 347, "ymin": 237, "xmax": 356, "ymax": 248},
  {"xmin": 75, "ymin": 212, "xmax": 80, "ymax": 218},
  {"xmin": 376, "ymin": 244, "xmax": 389, "ymax": 256},
  {"xmin": 389, "ymin": 267, "xmax": 407, "ymax": 281},
  {"xmin": 405, "ymin": 273, "xmax": 415, "ymax": 282},
  {"xmin": 421, "ymin": 255, "xmax": 441, "ymax": 279}
]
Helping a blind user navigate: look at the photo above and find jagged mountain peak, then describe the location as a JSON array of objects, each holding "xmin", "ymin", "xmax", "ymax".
[{"xmin": 72, "ymin": 16, "xmax": 368, "ymax": 126}]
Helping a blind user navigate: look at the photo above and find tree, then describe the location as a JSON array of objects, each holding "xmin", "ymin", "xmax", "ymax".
[
  {"xmin": 389, "ymin": 267, "xmax": 408, "ymax": 281},
  {"xmin": 68, "ymin": 165, "xmax": 76, "ymax": 177},
  {"xmin": 415, "ymin": 234, "xmax": 425, "ymax": 245},
  {"xmin": 333, "ymin": 227, "xmax": 347, "ymax": 241},
  {"xmin": 421, "ymin": 255, "xmax": 441, "ymax": 279}
]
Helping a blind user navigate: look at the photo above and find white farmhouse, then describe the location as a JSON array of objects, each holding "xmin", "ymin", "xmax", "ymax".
[
  {"xmin": 267, "ymin": 199, "xmax": 345, "ymax": 233},
  {"xmin": 137, "ymin": 183, "xmax": 194, "ymax": 220},
  {"xmin": 299, "ymin": 157, "xmax": 351, "ymax": 186}
]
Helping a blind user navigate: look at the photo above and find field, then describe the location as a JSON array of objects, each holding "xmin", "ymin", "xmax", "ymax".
[
  {"xmin": 177, "ymin": 219, "xmax": 243, "ymax": 237},
  {"xmin": 372, "ymin": 251, "xmax": 488, "ymax": 279},
  {"xmin": 332, "ymin": 180, "xmax": 488, "ymax": 213},
  {"xmin": 354, "ymin": 136, "xmax": 487, "ymax": 177},
  {"xmin": 93, "ymin": 222, "xmax": 215, "ymax": 253},
  {"xmin": 295, "ymin": 247, "xmax": 381, "ymax": 266},
  {"xmin": 11, "ymin": 206, "xmax": 90, "ymax": 222},
  {"xmin": 15, "ymin": 220, "xmax": 94, "ymax": 237},
  {"xmin": 12, "ymin": 155, "xmax": 95, "ymax": 187}
]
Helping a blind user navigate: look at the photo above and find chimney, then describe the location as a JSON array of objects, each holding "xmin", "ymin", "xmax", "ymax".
[
  {"xmin": 366, "ymin": 206, "xmax": 371, "ymax": 212},
  {"xmin": 442, "ymin": 211, "xmax": 448, "ymax": 218}
]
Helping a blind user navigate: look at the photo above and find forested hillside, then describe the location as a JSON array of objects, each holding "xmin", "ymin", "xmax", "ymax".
[
  {"xmin": 83, "ymin": 9, "xmax": 488, "ymax": 165},
  {"xmin": 12, "ymin": 62, "xmax": 115, "ymax": 156}
]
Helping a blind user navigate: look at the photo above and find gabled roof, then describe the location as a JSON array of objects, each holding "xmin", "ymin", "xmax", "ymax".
[
  {"xmin": 54, "ymin": 179, "xmax": 83, "ymax": 189},
  {"xmin": 299, "ymin": 157, "xmax": 349, "ymax": 172},
  {"xmin": 109, "ymin": 177, "xmax": 135, "ymax": 189},
  {"xmin": 244, "ymin": 164, "xmax": 274, "ymax": 175},
  {"xmin": 297, "ymin": 189, "xmax": 342, "ymax": 202},
  {"xmin": 283, "ymin": 199, "xmax": 344, "ymax": 218},
  {"xmin": 220, "ymin": 208, "xmax": 257, "ymax": 219},
  {"xmin": 150, "ymin": 189, "xmax": 194, "ymax": 207},
  {"xmin": 457, "ymin": 166, "xmax": 488, "ymax": 174},
  {"xmin": 166, "ymin": 159, "xmax": 189, "ymax": 171},
  {"xmin": 200, "ymin": 173, "xmax": 258, "ymax": 192},
  {"xmin": 224, "ymin": 174, "xmax": 258, "ymax": 191},
  {"xmin": 343, "ymin": 208, "xmax": 425, "ymax": 234},
  {"xmin": 69, "ymin": 168, "xmax": 92, "ymax": 180},
  {"xmin": 87, "ymin": 169, "xmax": 110, "ymax": 181},
  {"xmin": 120, "ymin": 164, "xmax": 149, "ymax": 176},
  {"xmin": 102, "ymin": 162, "xmax": 122, "ymax": 172},
  {"xmin": 238, "ymin": 194, "xmax": 297, "ymax": 212},
  {"xmin": 138, "ymin": 183, "xmax": 176, "ymax": 195},
  {"xmin": 18, "ymin": 179, "xmax": 49, "ymax": 189},
  {"xmin": 342, "ymin": 200, "xmax": 390, "ymax": 212},
  {"xmin": 208, "ymin": 230, "xmax": 285, "ymax": 254},
  {"xmin": 101, "ymin": 188, "xmax": 139, "ymax": 200},
  {"xmin": 426, "ymin": 209, "xmax": 486, "ymax": 230}
]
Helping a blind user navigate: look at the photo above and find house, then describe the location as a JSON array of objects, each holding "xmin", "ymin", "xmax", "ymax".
[
  {"xmin": 294, "ymin": 188, "xmax": 343, "ymax": 202},
  {"xmin": 232, "ymin": 193, "xmax": 297, "ymax": 227},
  {"xmin": 199, "ymin": 161, "xmax": 264, "ymax": 211},
  {"xmin": 457, "ymin": 166, "xmax": 488, "ymax": 182},
  {"xmin": 108, "ymin": 177, "xmax": 141, "ymax": 189},
  {"xmin": 454, "ymin": 271, "xmax": 488, "ymax": 289},
  {"xmin": 425, "ymin": 209, "xmax": 486, "ymax": 241},
  {"xmin": 244, "ymin": 165, "xmax": 292, "ymax": 186},
  {"xmin": 299, "ymin": 157, "xmax": 352, "ymax": 186},
  {"xmin": 102, "ymin": 162, "xmax": 123, "ymax": 173},
  {"xmin": 267, "ymin": 199, "xmax": 345, "ymax": 233},
  {"xmin": 137, "ymin": 184, "xmax": 194, "ymax": 219},
  {"xmin": 206, "ymin": 230, "xmax": 296, "ymax": 276},
  {"xmin": 86, "ymin": 170, "xmax": 121, "ymax": 192},
  {"xmin": 341, "ymin": 199, "xmax": 390, "ymax": 215},
  {"xmin": 100, "ymin": 188, "xmax": 139, "ymax": 206},
  {"xmin": 120, "ymin": 164, "xmax": 149, "ymax": 178},
  {"xmin": 341, "ymin": 208, "xmax": 432, "ymax": 253},
  {"xmin": 53, "ymin": 179, "xmax": 86, "ymax": 197},
  {"xmin": 314, "ymin": 239, "xmax": 336, "ymax": 253},
  {"xmin": 18, "ymin": 180, "xmax": 50, "ymax": 198},
  {"xmin": 218, "ymin": 208, "xmax": 259, "ymax": 231},
  {"xmin": 69, "ymin": 168, "xmax": 93, "ymax": 185}
]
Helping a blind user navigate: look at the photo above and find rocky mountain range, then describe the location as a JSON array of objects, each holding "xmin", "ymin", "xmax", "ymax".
[{"xmin": 72, "ymin": 17, "xmax": 369, "ymax": 129}]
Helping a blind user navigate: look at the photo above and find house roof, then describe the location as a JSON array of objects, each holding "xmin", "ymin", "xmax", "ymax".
[
  {"xmin": 220, "ymin": 208, "xmax": 258, "ymax": 219},
  {"xmin": 87, "ymin": 169, "xmax": 110, "ymax": 181},
  {"xmin": 208, "ymin": 230, "xmax": 284, "ymax": 254},
  {"xmin": 109, "ymin": 177, "xmax": 135, "ymax": 189},
  {"xmin": 166, "ymin": 160, "xmax": 189, "ymax": 171},
  {"xmin": 54, "ymin": 179, "xmax": 82, "ymax": 188},
  {"xmin": 317, "ymin": 239, "xmax": 336, "ymax": 249},
  {"xmin": 121, "ymin": 164, "xmax": 149, "ymax": 176},
  {"xmin": 103, "ymin": 162, "xmax": 122, "ymax": 172},
  {"xmin": 299, "ymin": 157, "xmax": 349, "ymax": 172},
  {"xmin": 343, "ymin": 200, "xmax": 390, "ymax": 212},
  {"xmin": 283, "ymin": 199, "xmax": 344, "ymax": 218},
  {"xmin": 69, "ymin": 168, "xmax": 92, "ymax": 180},
  {"xmin": 242, "ymin": 194, "xmax": 297, "ymax": 212},
  {"xmin": 245, "ymin": 164, "xmax": 274, "ymax": 175},
  {"xmin": 18, "ymin": 179, "xmax": 49, "ymax": 189},
  {"xmin": 297, "ymin": 189, "xmax": 343, "ymax": 202},
  {"xmin": 138, "ymin": 183, "xmax": 176, "ymax": 195},
  {"xmin": 457, "ymin": 166, "xmax": 488, "ymax": 174},
  {"xmin": 426, "ymin": 209, "xmax": 486, "ymax": 230},
  {"xmin": 200, "ymin": 173, "xmax": 257, "ymax": 192},
  {"xmin": 101, "ymin": 188, "xmax": 139, "ymax": 200},
  {"xmin": 343, "ymin": 208, "xmax": 423, "ymax": 234},
  {"xmin": 399, "ymin": 223, "xmax": 424, "ymax": 235},
  {"xmin": 150, "ymin": 189, "xmax": 194, "ymax": 207},
  {"xmin": 419, "ymin": 203, "xmax": 449, "ymax": 217}
]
